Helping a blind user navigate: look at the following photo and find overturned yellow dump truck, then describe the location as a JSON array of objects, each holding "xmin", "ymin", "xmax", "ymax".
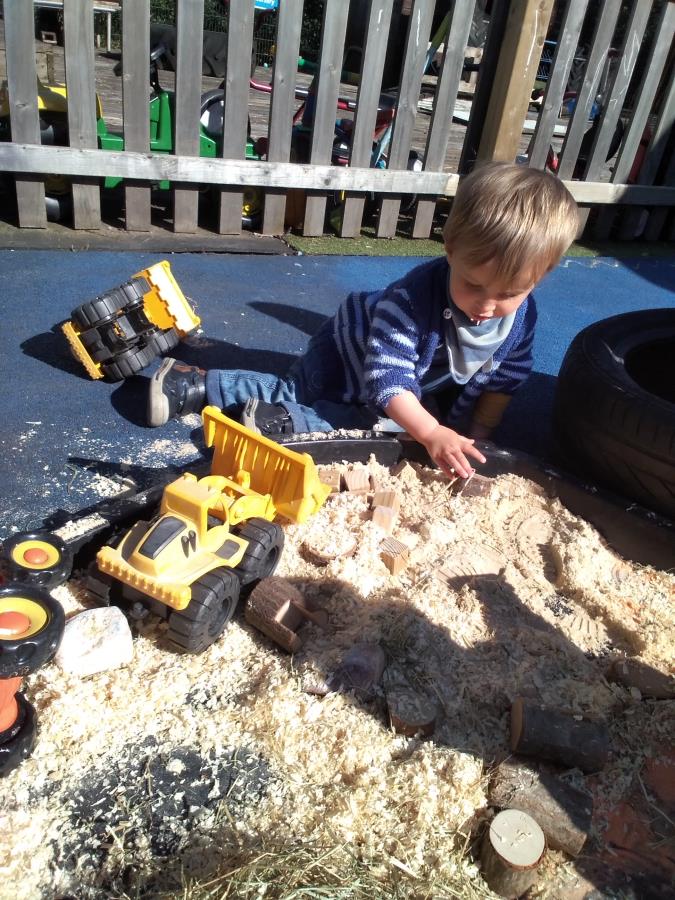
[
  {"xmin": 96, "ymin": 407, "xmax": 330, "ymax": 652},
  {"xmin": 62, "ymin": 260, "xmax": 200, "ymax": 381}
]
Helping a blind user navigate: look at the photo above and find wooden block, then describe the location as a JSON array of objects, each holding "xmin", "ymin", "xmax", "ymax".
[
  {"xmin": 245, "ymin": 577, "xmax": 307, "ymax": 653},
  {"xmin": 371, "ymin": 489, "xmax": 401, "ymax": 513},
  {"xmin": 380, "ymin": 537, "xmax": 409, "ymax": 575},
  {"xmin": 342, "ymin": 468, "xmax": 370, "ymax": 494},
  {"xmin": 371, "ymin": 505, "xmax": 397, "ymax": 535},
  {"xmin": 320, "ymin": 469, "xmax": 342, "ymax": 494}
]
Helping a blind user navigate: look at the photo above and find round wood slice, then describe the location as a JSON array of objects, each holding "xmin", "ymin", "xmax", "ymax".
[{"xmin": 481, "ymin": 808, "xmax": 545, "ymax": 898}]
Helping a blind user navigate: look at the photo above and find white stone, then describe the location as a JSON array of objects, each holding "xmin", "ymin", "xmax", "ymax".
[{"xmin": 55, "ymin": 606, "xmax": 133, "ymax": 677}]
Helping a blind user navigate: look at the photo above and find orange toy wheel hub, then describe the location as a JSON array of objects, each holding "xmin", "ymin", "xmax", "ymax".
[
  {"xmin": 0, "ymin": 676, "xmax": 22, "ymax": 732},
  {"xmin": 22, "ymin": 547, "xmax": 50, "ymax": 566},
  {"xmin": 0, "ymin": 611, "xmax": 31, "ymax": 637}
]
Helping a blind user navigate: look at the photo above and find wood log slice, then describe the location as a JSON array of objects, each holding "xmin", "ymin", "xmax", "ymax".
[
  {"xmin": 510, "ymin": 698, "xmax": 610, "ymax": 773},
  {"xmin": 481, "ymin": 808, "xmax": 545, "ymax": 898},
  {"xmin": 488, "ymin": 760, "xmax": 592, "ymax": 856}
]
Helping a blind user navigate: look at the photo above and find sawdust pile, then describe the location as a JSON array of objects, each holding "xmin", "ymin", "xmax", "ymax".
[{"xmin": 0, "ymin": 459, "xmax": 673, "ymax": 899}]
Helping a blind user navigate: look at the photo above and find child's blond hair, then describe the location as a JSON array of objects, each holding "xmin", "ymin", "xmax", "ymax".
[{"xmin": 443, "ymin": 162, "xmax": 579, "ymax": 284}]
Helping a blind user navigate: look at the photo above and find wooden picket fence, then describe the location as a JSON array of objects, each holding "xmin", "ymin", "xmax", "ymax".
[{"xmin": 0, "ymin": 0, "xmax": 674, "ymax": 241}]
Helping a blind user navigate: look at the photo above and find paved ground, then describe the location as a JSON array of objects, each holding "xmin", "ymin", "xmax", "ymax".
[{"xmin": 1, "ymin": 248, "xmax": 674, "ymax": 542}]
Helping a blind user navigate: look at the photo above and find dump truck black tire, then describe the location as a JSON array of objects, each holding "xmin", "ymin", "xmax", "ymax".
[
  {"xmin": 101, "ymin": 343, "xmax": 159, "ymax": 381},
  {"xmin": 0, "ymin": 693, "xmax": 38, "ymax": 777},
  {"xmin": 0, "ymin": 584, "xmax": 66, "ymax": 678},
  {"xmin": 234, "ymin": 519, "xmax": 284, "ymax": 588},
  {"xmin": 147, "ymin": 328, "xmax": 180, "ymax": 357},
  {"xmin": 553, "ymin": 309, "xmax": 675, "ymax": 519},
  {"xmin": 167, "ymin": 569, "xmax": 241, "ymax": 654}
]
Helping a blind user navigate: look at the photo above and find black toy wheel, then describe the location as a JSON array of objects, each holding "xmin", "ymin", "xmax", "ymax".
[
  {"xmin": 71, "ymin": 291, "xmax": 129, "ymax": 331},
  {"xmin": 101, "ymin": 343, "xmax": 159, "ymax": 381},
  {"xmin": 0, "ymin": 584, "xmax": 65, "ymax": 678},
  {"xmin": 147, "ymin": 328, "xmax": 180, "ymax": 356},
  {"xmin": 77, "ymin": 327, "xmax": 116, "ymax": 363},
  {"xmin": 234, "ymin": 518, "xmax": 284, "ymax": 588},
  {"xmin": 0, "ymin": 693, "xmax": 37, "ymax": 777},
  {"xmin": 71, "ymin": 279, "xmax": 148, "ymax": 331},
  {"xmin": 167, "ymin": 569, "xmax": 241, "ymax": 654},
  {"xmin": 2, "ymin": 531, "xmax": 73, "ymax": 589}
]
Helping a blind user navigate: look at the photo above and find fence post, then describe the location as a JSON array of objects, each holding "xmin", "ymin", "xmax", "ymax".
[
  {"xmin": 476, "ymin": 0, "xmax": 554, "ymax": 164},
  {"xmin": 63, "ymin": 0, "xmax": 102, "ymax": 229},
  {"xmin": 123, "ymin": 0, "xmax": 152, "ymax": 231},
  {"xmin": 4, "ymin": 1, "xmax": 47, "ymax": 228}
]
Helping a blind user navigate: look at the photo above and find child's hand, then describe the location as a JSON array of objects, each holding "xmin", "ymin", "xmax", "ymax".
[{"xmin": 422, "ymin": 424, "xmax": 486, "ymax": 479}]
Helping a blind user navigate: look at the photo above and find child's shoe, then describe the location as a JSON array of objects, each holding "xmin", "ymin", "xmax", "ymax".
[
  {"xmin": 147, "ymin": 358, "xmax": 206, "ymax": 427},
  {"xmin": 241, "ymin": 398, "xmax": 295, "ymax": 437}
]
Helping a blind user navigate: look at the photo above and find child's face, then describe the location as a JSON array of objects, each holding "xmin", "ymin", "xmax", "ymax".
[{"xmin": 446, "ymin": 252, "xmax": 535, "ymax": 325}]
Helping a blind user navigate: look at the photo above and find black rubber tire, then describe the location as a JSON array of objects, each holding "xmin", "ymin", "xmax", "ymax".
[
  {"xmin": 0, "ymin": 693, "xmax": 38, "ymax": 777},
  {"xmin": 71, "ymin": 291, "xmax": 130, "ymax": 330},
  {"xmin": 77, "ymin": 327, "xmax": 116, "ymax": 363},
  {"xmin": 101, "ymin": 342, "xmax": 159, "ymax": 381},
  {"xmin": 2, "ymin": 531, "xmax": 73, "ymax": 590},
  {"xmin": 234, "ymin": 518, "xmax": 284, "ymax": 589},
  {"xmin": 0, "ymin": 583, "xmax": 66, "ymax": 678},
  {"xmin": 166, "ymin": 569, "xmax": 241, "ymax": 654},
  {"xmin": 147, "ymin": 328, "xmax": 180, "ymax": 356},
  {"xmin": 553, "ymin": 309, "xmax": 675, "ymax": 519}
]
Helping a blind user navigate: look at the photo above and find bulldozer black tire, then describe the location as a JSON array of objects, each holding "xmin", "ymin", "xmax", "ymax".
[
  {"xmin": 101, "ymin": 343, "xmax": 159, "ymax": 381},
  {"xmin": 167, "ymin": 569, "xmax": 241, "ymax": 654},
  {"xmin": 553, "ymin": 309, "xmax": 675, "ymax": 519},
  {"xmin": 234, "ymin": 519, "xmax": 284, "ymax": 589},
  {"xmin": 0, "ymin": 693, "xmax": 38, "ymax": 777}
]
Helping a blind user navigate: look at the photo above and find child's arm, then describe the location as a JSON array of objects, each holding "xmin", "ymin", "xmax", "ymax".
[{"xmin": 385, "ymin": 391, "xmax": 486, "ymax": 479}]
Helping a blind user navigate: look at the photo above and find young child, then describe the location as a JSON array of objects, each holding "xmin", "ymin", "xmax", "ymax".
[{"xmin": 147, "ymin": 162, "xmax": 578, "ymax": 479}]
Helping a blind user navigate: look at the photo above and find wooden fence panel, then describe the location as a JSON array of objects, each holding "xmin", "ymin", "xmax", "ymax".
[
  {"xmin": 618, "ymin": 64, "xmax": 675, "ymax": 240},
  {"xmin": 173, "ymin": 0, "xmax": 205, "ymax": 233},
  {"xmin": 581, "ymin": 0, "xmax": 651, "ymax": 183},
  {"xmin": 595, "ymin": 1, "xmax": 675, "ymax": 240},
  {"xmin": 63, "ymin": 0, "xmax": 101, "ymax": 229},
  {"xmin": 302, "ymin": 0, "xmax": 350, "ymax": 236},
  {"xmin": 262, "ymin": 0, "xmax": 303, "ymax": 235},
  {"xmin": 4, "ymin": 1, "xmax": 46, "ymax": 228},
  {"xmin": 340, "ymin": 0, "xmax": 393, "ymax": 239},
  {"xmin": 412, "ymin": 1, "xmax": 476, "ymax": 239},
  {"xmin": 556, "ymin": 0, "xmax": 622, "ymax": 180},
  {"xmin": 527, "ymin": 0, "xmax": 589, "ymax": 170},
  {"xmin": 122, "ymin": 0, "xmax": 151, "ymax": 231},
  {"xmin": 376, "ymin": 0, "xmax": 435, "ymax": 238},
  {"xmin": 219, "ymin": 0, "xmax": 256, "ymax": 234}
]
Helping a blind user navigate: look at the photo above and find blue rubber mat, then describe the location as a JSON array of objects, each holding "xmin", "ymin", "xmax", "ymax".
[{"xmin": 0, "ymin": 250, "xmax": 673, "ymax": 541}]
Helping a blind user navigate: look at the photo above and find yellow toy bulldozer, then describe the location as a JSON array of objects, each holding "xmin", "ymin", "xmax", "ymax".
[{"xmin": 94, "ymin": 408, "xmax": 330, "ymax": 653}]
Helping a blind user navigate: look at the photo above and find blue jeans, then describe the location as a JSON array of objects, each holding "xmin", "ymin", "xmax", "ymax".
[{"xmin": 204, "ymin": 353, "xmax": 380, "ymax": 434}]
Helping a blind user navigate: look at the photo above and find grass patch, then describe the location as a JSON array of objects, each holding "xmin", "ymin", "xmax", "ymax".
[{"xmin": 285, "ymin": 227, "xmax": 675, "ymax": 260}]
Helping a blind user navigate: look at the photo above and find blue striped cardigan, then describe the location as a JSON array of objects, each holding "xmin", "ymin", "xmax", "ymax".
[{"xmin": 304, "ymin": 256, "xmax": 537, "ymax": 425}]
